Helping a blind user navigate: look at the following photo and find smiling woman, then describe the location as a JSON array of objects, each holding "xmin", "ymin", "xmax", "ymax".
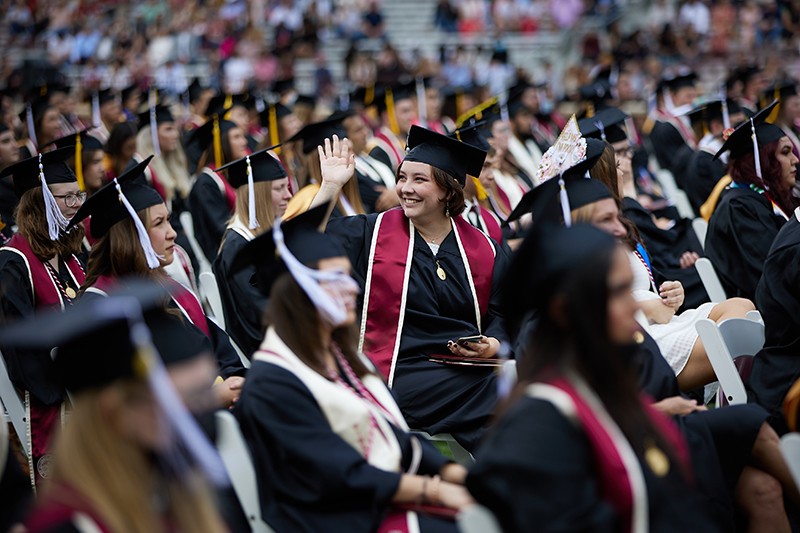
[{"xmin": 308, "ymin": 126, "xmax": 510, "ymax": 452}]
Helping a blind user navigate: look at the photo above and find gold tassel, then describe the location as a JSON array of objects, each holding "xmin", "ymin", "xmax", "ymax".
[
  {"xmin": 74, "ymin": 133, "xmax": 85, "ymax": 191},
  {"xmin": 212, "ymin": 115, "xmax": 223, "ymax": 168},
  {"xmin": 586, "ymin": 103, "xmax": 595, "ymax": 118},
  {"xmin": 766, "ymin": 89, "xmax": 781, "ymax": 124},
  {"xmin": 269, "ymin": 105, "xmax": 281, "ymax": 156},
  {"xmin": 365, "ymin": 85, "xmax": 375, "ymax": 106},
  {"xmin": 473, "ymin": 177, "xmax": 488, "ymax": 200},
  {"xmin": 385, "ymin": 88, "xmax": 400, "ymax": 135},
  {"xmin": 457, "ymin": 97, "xmax": 498, "ymax": 128}
]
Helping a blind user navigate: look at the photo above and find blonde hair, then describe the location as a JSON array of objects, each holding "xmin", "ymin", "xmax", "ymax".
[
  {"xmin": 571, "ymin": 203, "xmax": 596, "ymax": 225},
  {"xmin": 45, "ymin": 380, "xmax": 226, "ymax": 533},
  {"xmin": 136, "ymin": 126, "xmax": 191, "ymax": 201},
  {"xmin": 231, "ymin": 181, "xmax": 278, "ymax": 236}
]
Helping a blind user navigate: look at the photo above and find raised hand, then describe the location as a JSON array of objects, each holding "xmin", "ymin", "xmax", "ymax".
[{"xmin": 318, "ymin": 134, "xmax": 355, "ymax": 190}]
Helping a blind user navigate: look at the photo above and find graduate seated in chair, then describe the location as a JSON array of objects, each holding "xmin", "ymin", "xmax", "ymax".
[
  {"xmin": 312, "ymin": 127, "xmax": 511, "ymax": 452},
  {"xmin": 232, "ymin": 205, "xmax": 474, "ymax": 532}
]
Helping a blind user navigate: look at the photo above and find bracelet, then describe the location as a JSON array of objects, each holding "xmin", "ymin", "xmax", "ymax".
[{"xmin": 428, "ymin": 475, "xmax": 441, "ymax": 505}]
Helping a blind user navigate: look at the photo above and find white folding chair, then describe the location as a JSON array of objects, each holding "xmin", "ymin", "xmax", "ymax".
[
  {"xmin": 695, "ymin": 257, "xmax": 727, "ymax": 304},
  {"xmin": 746, "ymin": 310, "xmax": 764, "ymax": 325},
  {"xmin": 695, "ymin": 317, "xmax": 765, "ymax": 406},
  {"xmin": 411, "ymin": 431, "xmax": 474, "ymax": 466},
  {"xmin": 215, "ymin": 410, "xmax": 275, "ymax": 533},
  {"xmin": 457, "ymin": 504, "xmax": 503, "ymax": 533},
  {"xmin": 780, "ymin": 433, "xmax": 800, "ymax": 489},
  {"xmin": 692, "ymin": 217, "xmax": 708, "ymax": 250},
  {"xmin": 0, "ymin": 351, "xmax": 29, "ymax": 457},
  {"xmin": 179, "ymin": 211, "xmax": 212, "ymax": 275},
  {"xmin": 200, "ymin": 272, "xmax": 226, "ymax": 329}
]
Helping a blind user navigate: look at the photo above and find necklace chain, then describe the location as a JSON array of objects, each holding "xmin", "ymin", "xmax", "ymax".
[{"xmin": 44, "ymin": 259, "xmax": 78, "ymax": 305}]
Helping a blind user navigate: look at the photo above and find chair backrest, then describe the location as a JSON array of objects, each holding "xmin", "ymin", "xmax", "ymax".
[
  {"xmin": 655, "ymin": 169, "xmax": 696, "ymax": 219},
  {"xmin": 746, "ymin": 310, "xmax": 764, "ymax": 325},
  {"xmin": 457, "ymin": 505, "xmax": 503, "ymax": 533},
  {"xmin": 215, "ymin": 410, "xmax": 275, "ymax": 533},
  {"xmin": 780, "ymin": 433, "xmax": 800, "ymax": 489},
  {"xmin": 695, "ymin": 317, "xmax": 765, "ymax": 405},
  {"xmin": 0, "ymin": 350, "xmax": 29, "ymax": 457},
  {"xmin": 200, "ymin": 272, "xmax": 226, "ymax": 330},
  {"xmin": 178, "ymin": 211, "xmax": 212, "ymax": 275},
  {"xmin": 692, "ymin": 217, "xmax": 708, "ymax": 250},
  {"xmin": 695, "ymin": 258, "xmax": 727, "ymax": 303}
]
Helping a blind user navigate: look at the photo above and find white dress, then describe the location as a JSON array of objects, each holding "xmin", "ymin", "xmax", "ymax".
[{"xmin": 630, "ymin": 251, "xmax": 715, "ymax": 374}]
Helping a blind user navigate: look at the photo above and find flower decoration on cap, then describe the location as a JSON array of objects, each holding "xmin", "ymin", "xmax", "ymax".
[{"xmin": 535, "ymin": 115, "xmax": 587, "ymax": 185}]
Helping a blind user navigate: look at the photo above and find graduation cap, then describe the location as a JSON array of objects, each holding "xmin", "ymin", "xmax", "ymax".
[
  {"xmin": 120, "ymin": 83, "xmax": 144, "ymax": 106},
  {"xmin": 42, "ymin": 129, "xmax": 104, "ymax": 192},
  {"xmin": 456, "ymin": 96, "xmax": 502, "ymax": 128},
  {"xmin": 727, "ymin": 65, "xmax": 761, "ymax": 90},
  {"xmin": 186, "ymin": 116, "xmax": 239, "ymax": 168},
  {"xmin": 231, "ymin": 203, "xmax": 355, "ymax": 325},
  {"xmin": 350, "ymin": 85, "xmax": 379, "ymax": 109},
  {"xmin": 183, "ymin": 78, "xmax": 206, "ymax": 104},
  {"xmin": 216, "ymin": 147, "xmax": 288, "ymax": 230},
  {"xmin": 659, "ymin": 69, "xmax": 698, "ymax": 93},
  {"xmin": 713, "ymin": 100, "xmax": 785, "ymax": 171},
  {"xmin": 376, "ymin": 81, "xmax": 417, "ymax": 134},
  {"xmin": 19, "ymin": 95, "xmax": 54, "ymax": 149},
  {"xmin": 687, "ymin": 99, "xmax": 744, "ymax": 133},
  {"xmin": 450, "ymin": 120, "xmax": 492, "ymax": 152},
  {"xmin": 502, "ymin": 223, "xmax": 617, "ymax": 327},
  {"xmin": 204, "ymin": 93, "xmax": 250, "ymax": 118},
  {"xmin": 761, "ymin": 80, "xmax": 798, "ymax": 122},
  {"xmin": 295, "ymin": 94, "xmax": 316, "ymax": 108},
  {"xmin": 507, "ymin": 83, "xmax": 534, "ymax": 117},
  {"xmin": 271, "ymin": 78, "xmax": 296, "ymax": 96},
  {"xmin": 0, "ymin": 147, "xmax": 77, "ymax": 240},
  {"xmin": 404, "ymin": 124, "xmax": 487, "ymax": 186},
  {"xmin": 577, "ymin": 79, "xmax": 614, "ymax": 118},
  {"xmin": 68, "ymin": 156, "xmax": 163, "ymax": 268},
  {"xmin": 136, "ymin": 104, "xmax": 174, "ymax": 131},
  {"xmin": 287, "ymin": 111, "xmax": 353, "ymax": 154},
  {"xmin": 507, "ymin": 137, "xmax": 608, "ymax": 226},
  {"xmin": 258, "ymin": 102, "xmax": 294, "ymax": 149},
  {"xmin": 578, "ymin": 107, "xmax": 629, "ymax": 143}
]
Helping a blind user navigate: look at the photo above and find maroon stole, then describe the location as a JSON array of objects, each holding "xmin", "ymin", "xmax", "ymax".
[
  {"xmin": 654, "ymin": 108, "xmax": 697, "ymax": 149},
  {"xmin": 26, "ymin": 483, "xmax": 111, "ymax": 533},
  {"xmin": 359, "ymin": 208, "xmax": 496, "ymax": 386},
  {"xmin": 2, "ymin": 234, "xmax": 85, "ymax": 487},
  {"xmin": 89, "ymin": 275, "xmax": 210, "ymax": 337},
  {"xmin": 527, "ymin": 373, "xmax": 692, "ymax": 533},
  {"xmin": 479, "ymin": 207, "xmax": 503, "ymax": 244},
  {"xmin": 371, "ymin": 127, "xmax": 405, "ymax": 171}
]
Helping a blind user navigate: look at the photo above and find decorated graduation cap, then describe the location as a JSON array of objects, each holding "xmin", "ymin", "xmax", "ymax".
[
  {"xmin": 0, "ymin": 280, "xmax": 228, "ymax": 484},
  {"xmin": 186, "ymin": 115, "xmax": 239, "ymax": 168},
  {"xmin": 404, "ymin": 124, "xmax": 487, "ymax": 186},
  {"xmin": 231, "ymin": 202, "xmax": 355, "ymax": 326},
  {"xmin": 42, "ymin": 129, "xmax": 104, "ymax": 191},
  {"xmin": 287, "ymin": 111, "xmax": 353, "ymax": 154},
  {"xmin": 578, "ymin": 107, "xmax": 629, "ymax": 143},
  {"xmin": 216, "ymin": 147, "xmax": 288, "ymax": 229},
  {"xmin": 0, "ymin": 147, "xmax": 77, "ymax": 240},
  {"xmin": 713, "ymin": 100, "xmax": 785, "ymax": 174},
  {"xmin": 68, "ymin": 156, "xmax": 164, "ymax": 268}
]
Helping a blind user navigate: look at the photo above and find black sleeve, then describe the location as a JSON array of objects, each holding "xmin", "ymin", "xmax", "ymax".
[
  {"xmin": 369, "ymin": 146, "xmax": 393, "ymax": 170},
  {"xmin": 189, "ymin": 175, "xmax": 230, "ymax": 261},
  {"xmin": 0, "ymin": 446, "xmax": 33, "ymax": 530},
  {"xmin": 482, "ymin": 242, "xmax": 510, "ymax": 347},
  {"xmin": 325, "ymin": 214, "xmax": 372, "ymax": 285},
  {"xmin": 207, "ymin": 318, "xmax": 247, "ymax": 378}
]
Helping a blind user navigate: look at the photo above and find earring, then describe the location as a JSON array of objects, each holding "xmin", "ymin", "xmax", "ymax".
[{"xmin": 445, "ymin": 205, "xmax": 450, "ymax": 218}]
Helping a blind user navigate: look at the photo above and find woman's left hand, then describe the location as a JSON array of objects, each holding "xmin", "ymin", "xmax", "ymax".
[
  {"xmin": 659, "ymin": 280, "xmax": 685, "ymax": 310},
  {"xmin": 214, "ymin": 376, "xmax": 245, "ymax": 408},
  {"xmin": 447, "ymin": 336, "xmax": 500, "ymax": 359},
  {"xmin": 440, "ymin": 463, "xmax": 468, "ymax": 485}
]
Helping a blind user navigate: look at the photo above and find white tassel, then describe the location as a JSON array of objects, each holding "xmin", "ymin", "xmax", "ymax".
[
  {"xmin": 255, "ymin": 96, "xmax": 265, "ymax": 114},
  {"xmin": 721, "ymin": 99, "xmax": 731, "ymax": 130},
  {"xmin": 273, "ymin": 217, "xmax": 360, "ymax": 327},
  {"xmin": 558, "ymin": 175, "xmax": 572, "ymax": 227},
  {"xmin": 149, "ymin": 90, "xmax": 161, "ymax": 157},
  {"xmin": 39, "ymin": 154, "xmax": 69, "ymax": 241},
  {"xmin": 26, "ymin": 104, "xmax": 37, "ymax": 150},
  {"xmin": 594, "ymin": 119, "xmax": 606, "ymax": 141},
  {"xmin": 499, "ymin": 90, "xmax": 510, "ymax": 123},
  {"xmin": 246, "ymin": 155, "xmax": 259, "ymax": 230},
  {"xmin": 751, "ymin": 118, "xmax": 765, "ymax": 187},
  {"xmin": 415, "ymin": 77, "xmax": 428, "ymax": 127},
  {"xmin": 91, "ymin": 93, "xmax": 101, "ymax": 128},
  {"xmin": 113, "ymin": 179, "xmax": 163, "ymax": 268}
]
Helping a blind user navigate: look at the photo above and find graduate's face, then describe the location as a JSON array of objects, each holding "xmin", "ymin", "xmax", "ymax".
[
  {"xmin": 317, "ymin": 256, "xmax": 359, "ymax": 326},
  {"xmin": 396, "ymin": 161, "xmax": 446, "ymax": 221},
  {"xmin": 147, "ymin": 203, "xmax": 177, "ymax": 266},
  {"xmin": 606, "ymin": 246, "xmax": 640, "ymax": 346},
  {"xmin": 611, "ymin": 140, "xmax": 633, "ymax": 185},
  {"xmin": 587, "ymin": 198, "xmax": 627, "ymax": 240},
  {"xmin": 50, "ymin": 181, "xmax": 84, "ymax": 219},
  {"xmin": 40, "ymin": 108, "xmax": 62, "ymax": 141},
  {"xmin": 227, "ymin": 127, "xmax": 249, "ymax": 160},
  {"xmin": 394, "ymin": 99, "xmax": 417, "ymax": 135},
  {"xmin": 0, "ymin": 130, "xmax": 20, "ymax": 167},
  {"xmin": 157, "ymin": 122, "xmax": 180, "ymax": 153},
  {"xmin": 344, "ymin": 115, "xmax": 369, "ymax": 154},
  {"xmin": 227, "ymin": 106, "xmax": 250, "ymax": 131},
  {"xmin": 775, "ymin": 137, "xmax": 799, "ymax": 189},
  {"xmin": 84, "ymin": 150, "xmax": 106, "ymax": 192},
  {"xmin": 271, "ymin": 177, "xmax": 292, "ymax": 217}
]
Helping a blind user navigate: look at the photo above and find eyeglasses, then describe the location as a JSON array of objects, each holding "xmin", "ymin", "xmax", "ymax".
[
  {"xmin": 52, "ymin": 191, "xmax": 87, "ymax": 207},
  {"xmin": 614, "ymin": 146, "xmax": 634, "ymax": 159}
]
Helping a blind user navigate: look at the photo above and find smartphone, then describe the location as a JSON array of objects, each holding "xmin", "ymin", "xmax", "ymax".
[{"xmin": 455, "ymin": 335, "xmax": 483, "ymax": 347}]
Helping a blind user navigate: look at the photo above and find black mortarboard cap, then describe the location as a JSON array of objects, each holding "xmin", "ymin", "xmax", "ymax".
[
  {"xmin": 764, "ymin": 80, "xmax": 799, "ymax": 102},
  {"xmin": 271, "ymin": 78, "xmax": 295, "ymax": 95},
  {"xmin": 19, "ymin": 95, "xmax": 53, "ymax": 125},
  {"xmin": 659, "ymin": 69, "xmax": 697, "ymax": 93},
  {"xmin": 184, "ymin": 78, "xmax": 205, "ymax": 104},
  {"xmin": 204, "ymin": 93, "xmax": 250, "ymax": 117},
  {"xmin": 287, "ymin": 111, "xmax": 353, "ymax": 154},
  {"xmin": 95, "ymin": 88, "xmax": 118, "ymax": 105},
  {"xmin": 120, "ymin": 83, "xmax": 144, "ymax": 105},
  {"xmin": 258, "ymin": 102, "xmax": 293, "ymax": 129},
  {"xmin": 216, "ymin": 147, "xmax": 288, "ymax": 189},
  {"xmin": 67, "ymin": 156, "xmax": 162, "ymax": 237},
  {"xmin": 686, "ymin": 99, "xmax": 744, "ymax": 127},
  {"xmin": 449, "ymin": 120, "xmax": 492, "ymax": 152},
  {"xmin": 45, "ymin": 129, "xmax": 104, "ymax": 153},
  {"xmin": 375, "ymin": 81, "xmax": 416, "ymax": 113},
  {"xmin": 186, "ymin": 116, "xmax": 238, "ymax": 152},
  {"xmin": 350, "ymin": 85, "xmax": 379, "ymax": 108},
  {"xmin": 136, "ymin": 104, "xmax": 175, "ymax": 130},
  {"xmin": 507, "ymin": 137, "xmax": 607, "ymax": 224},
  {"xmin": 714, "ymin": 100, "xmax": 786, "ymax": 160},
  {"xmin": 578, "ymin": 107, "xmax": 629, "ymax": 143},
  {"xmin": 404, "ymin": 125, "xmax": 487, "ymax": 186},
  {"xmin": 0, "ymin": 147, "xmax": 77, "ymax": 196},
  {"xmin": 231, "ymin": 203, "xmax": 346, "ymax": 295}
]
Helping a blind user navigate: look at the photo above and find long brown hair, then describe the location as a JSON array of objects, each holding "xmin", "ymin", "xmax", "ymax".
[
  {"xmin": 15, "ymin": 187, "xmax": 85, "ymax": 260},
  {"xmin": 265, "ymin": 272, "xmax": 370, "ymax": 379},
  {"xmin": 730, "ymin": 138, "xmax": 799, "ymax": 216},
  {"xmin": 230, "ymin": 181, "xmax": 278, "ymax": 236},
  {"xmin": 82, "ymin": 207, "xmax": 165, "ymax": 291},
  {"xmin": 589, "ymin": 143, "xmax": 643, "ymax": 251},
  {"xmin": 196, "ymin": 126, "xmax": 238, "ymax": 174},
  {"xmin": 46, "ymin": 380, "xmax": 226, "ymax": 533}
]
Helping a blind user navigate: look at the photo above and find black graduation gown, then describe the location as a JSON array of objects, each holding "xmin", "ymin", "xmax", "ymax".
[
  {"xmin": 749, "ymin": 213, "xmax": 800, "ymax": 434},
  {"xmin": 327, "ymin": 214, "xmax": 509, "ymax": 451},
  {"xmin": 188, "ymin": 171, "xmax": 232, "ymax": 262},
  {"xmin": 212, "ymin": 229, "xmax": 266, "ymax": 357},
  {"xmin": 466, "ymin": 394, "xmax": 722, "ymax": 533},
  {"xmin": 0, "ymin": 253, "xmax": 81, "ymax": 405},
  {"xmin": 368, "ymin": 145, "xmax": 394, "ymax": 172},
  {"xmin": 234, "ymin": 362, "xmax": 456, "ymax": 533},
  {"xmin": 0, "ymin": 444, "xmax": 33, "ymax": 531},
  {"xmin": 706, "ymin": 186, "xmax": 787, "ymax": 301},
  {"xmin": 649, "ymin": 121, "xmax": 695, "ymax": 187},
  {"xmin": 0, "ymin": 176, "xmax": 18, "ymax": 232},
  {"xmin": 357, "ymin": 168, "xmax": 383, "ymax": 214},
  {"xmin": 622, "ymin": 197, "xmax": 709, "ymax": 309},
  {"xmin": 684, "ymin": 150, "xmax": 727, "ymax": 214}
]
